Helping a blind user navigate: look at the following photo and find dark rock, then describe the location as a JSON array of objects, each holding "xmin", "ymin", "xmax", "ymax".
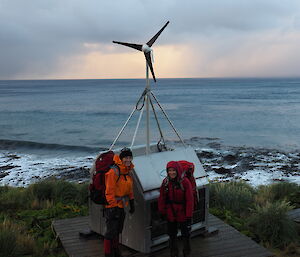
[
  {"xmin": 223, "ymin": 154, "xmax": 237, "ymax": 163},
  {"xmin": 213, "ymin": 167, "xmax": 232, "ymax": 174},
  {"xmin": 279, "ymin": 165, "xmax": 291, "ymax": 172},
  {"xmin": 6, "ymin": 154, "xmax": 21, "ymax": 160},
  {"xmin": 0, "ymin": 172, "xmax": 9, "ymax": 178},
  {"xmin": 206, "ymin": 142, "xmax": 221, "ymax": 149},
  {"xmin": 56, "ymin": 166, "xmax": 90, "ymax": 180},
  {"xmin": 197, "ymin": 151, "xmax": 215, "ymax": 159},
  {"xmin": 273, "ymin": 178, "xmax": 286, "ymax": 182},
  {"xmin": 0, "ymin": 165, "xmax": 20, "ymax": 171}
]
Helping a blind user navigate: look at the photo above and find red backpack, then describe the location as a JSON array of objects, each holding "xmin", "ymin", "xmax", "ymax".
[
  {"xmin": 163, "ymin": 161, "xmax": 199, "ymax": 207},
  {"xmin": 178, "ymin": 160, "xmax": 199, "ymax": 207},
  {"xmin": 89, "ymin": 151, "xmax": 119, "ymax": 205}
]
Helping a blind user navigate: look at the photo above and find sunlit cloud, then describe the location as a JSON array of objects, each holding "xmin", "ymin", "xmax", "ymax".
[{"xmin": 1, "ymin": 0, "xmax": 300, "ymax": 79}]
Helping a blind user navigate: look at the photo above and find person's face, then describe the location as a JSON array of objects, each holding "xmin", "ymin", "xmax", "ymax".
[
  {"xmin": 121, "ymin": 156, "xmax": 133, "ymax": 167},
  {"xmin": 167, "ymin": 167, "xmax": 177, "ymax": 179}
]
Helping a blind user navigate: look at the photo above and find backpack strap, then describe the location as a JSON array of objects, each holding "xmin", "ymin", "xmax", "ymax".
[
  {"xmin": 179, "ymin": 171, "xmax": 186, "ymax": 191},
  {"xmin": 111, "ymin": 165, "xmax": 121, "ymax": 182},
  {"xmin": 163, "ymin": 177, "xmax": 169, "ymax": 188},
  {"xmin": 111, "ymin": 165, "xmax": 131, "ymax": 182}
]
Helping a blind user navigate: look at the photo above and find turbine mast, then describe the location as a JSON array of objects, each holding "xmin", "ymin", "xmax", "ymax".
[
  {"xmin": 146, "ymin": 62, "xmax": 150, "ymax": 155},
  {"xmin": 112, "ymin": 21, "xmax": 170, "ymax": 154}
]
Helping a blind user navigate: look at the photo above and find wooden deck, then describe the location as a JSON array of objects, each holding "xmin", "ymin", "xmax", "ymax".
[
  {"xmin": 288, "ymin": 208, "xmax": 300, "ymax": 223},
  {"xmin": 52, "ymin": 214, "xmax": 273, "ymax": 257}
]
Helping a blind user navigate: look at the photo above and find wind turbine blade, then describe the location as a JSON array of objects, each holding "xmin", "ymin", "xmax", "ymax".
[
  {"xmin": 144, "ymin": 52, "xmax": 156, "ymax": 82},
  {"xmin": 146, "ymin": 21, "xmax": 170, "ymax": 47},
  {"xmin": 112, "ymin": 41, "xmax": 143, "ymax": 51}
]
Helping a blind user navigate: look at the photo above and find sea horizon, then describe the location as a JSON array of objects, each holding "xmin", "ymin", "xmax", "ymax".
[
  {"xmin": 2, "ymin": 76, "xmax": 300, "ymax": 81},
  {"xmin": 1, "ymin": 78, "xmax": 300, "ymax": 186}
]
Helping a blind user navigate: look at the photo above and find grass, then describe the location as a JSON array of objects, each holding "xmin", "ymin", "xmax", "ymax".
[
  {"xmin": 0, "ymin": 178, "xmax": 89, "ymax": 257},
  {"xmin": 209, "ymin": 181, "xmax": 300, "ymax": 255},
  {"xmin": 0, "ymin": 178, "xmax": 299, "ymax": 256},
  {"xmin": 0, "ymin": 218, "xmax": 36, "ymax": 257},
  {"xmin": 209, "ymin": 181, "xmax": 255, "ymax": 216},
  {"xmin": 249, "ymin": 200, "xmax": 297, "ymax": 248},
  {"xmin": 256, "ymin": 182, "xmax": 300, "ymax": 208}
]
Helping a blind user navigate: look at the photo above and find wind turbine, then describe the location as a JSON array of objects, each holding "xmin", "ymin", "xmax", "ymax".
[
  {"xmin": 112, "ymin": 21, "xmax": 170, "ymax": 155},
  {"xmin": 112, "ymin": 21, "xmax": 169, "ymax": 82}
]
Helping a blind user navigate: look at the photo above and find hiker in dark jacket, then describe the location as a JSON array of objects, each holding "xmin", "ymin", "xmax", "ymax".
[
  {"xmin": 104, "ymin": 147, "xmax": 135, "ymax": 257},
  {"xmin": 158, "ymin": 161, "xmax": 194, "ymax": 257}
]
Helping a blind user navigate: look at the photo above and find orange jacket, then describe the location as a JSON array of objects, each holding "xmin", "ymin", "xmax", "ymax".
[{"xmin": 105, "ymin": 154, "xmax": 134, "ymax": 208}]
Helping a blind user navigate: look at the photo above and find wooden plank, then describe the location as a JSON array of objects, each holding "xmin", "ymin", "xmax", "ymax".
[
  {"xmin": 193, "ymin": 240, "xmax": 269, "ymax": 257},
  {"xmin": 53, "ymin": 214, "xmax": 274, "ymax": 257},
  {"xmin": 288, "ymin": 208, "xmax": 300, "ymax": 222}
]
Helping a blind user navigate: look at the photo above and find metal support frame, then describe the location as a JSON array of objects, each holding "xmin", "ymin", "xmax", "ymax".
[
  {"xmin": 131, "ymin": 105, "xmax": 144, "ymax": 148},
  {"xmin": 109, "ymin": 61, "xmax": 185, "ymax": 151},
  {"xmin": 150, "ymin": 91, "xmax": 186, "ymax": 147},
  {"xmin": 149, "ymin": 96, "xmax": 165, "ymax": 146},
  {"xmin": 109, "ymin": 107, "xmax": 137, "ymax": 151},
  {"xmin": 146, "ymin": 62, "xmax": 150, "ymax": 155}
]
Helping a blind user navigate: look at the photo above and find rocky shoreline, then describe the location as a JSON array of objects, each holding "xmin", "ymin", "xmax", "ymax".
[
  {"xmin": 196, "ymin": 143, "xmax": 300, "ymax": 185},
  {"xmin": 1, "ymin": 138, "xmax": 300, "ymax": 186}
]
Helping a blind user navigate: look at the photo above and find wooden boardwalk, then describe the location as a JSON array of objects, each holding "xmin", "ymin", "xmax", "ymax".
[
  {"xmin": 288, "ymin": 208, "xmax": 300, "ymax": 223},
  {"xmin": 52, "ymin": 214, "xmax": 273, "ymax": 257}
]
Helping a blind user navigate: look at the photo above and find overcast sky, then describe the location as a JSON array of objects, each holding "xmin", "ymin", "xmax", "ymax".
[{"xmin": 1, "ymin": 0, "xmax": 300, "ymax": 79}]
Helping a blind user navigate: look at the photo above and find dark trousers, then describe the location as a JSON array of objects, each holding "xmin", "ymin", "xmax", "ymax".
[
  {"xmin": 104, "ymin": 207, "xmax": 126, "ymax": 239},
  {"xmin": 167, "ymin": 221, "xmax": 191, "ymax": 257},
  {"xmin": 104, "ymin": 207, "xmax": 125, "ymax": 256},
  {"xmin": 167, "ymin": 220, "xmax": 191, "ymax": 238}
]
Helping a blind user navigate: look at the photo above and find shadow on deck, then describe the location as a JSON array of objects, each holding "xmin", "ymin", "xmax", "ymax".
[{"xmin": 52, "ymin": 214, "xmax": 273, "ymax": 257}]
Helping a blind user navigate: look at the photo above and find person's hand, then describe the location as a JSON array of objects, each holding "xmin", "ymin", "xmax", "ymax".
[{"xmin": 129, "ymin": 199, "xmax": 135, "ymax": 214}]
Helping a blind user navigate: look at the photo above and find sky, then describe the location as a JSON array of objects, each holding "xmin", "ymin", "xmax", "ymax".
[{"xmin": 1, "ymin": 0, "xmax": 300, "ymax": 80}]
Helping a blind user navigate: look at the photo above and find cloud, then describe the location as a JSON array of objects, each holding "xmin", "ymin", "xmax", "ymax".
[{"xmin": 0, "ymin": 0, "xmax": 300, "ymax": 79}]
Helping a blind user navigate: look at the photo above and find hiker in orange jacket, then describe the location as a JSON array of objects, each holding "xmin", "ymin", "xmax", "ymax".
[{"xmin": 104, "ymin": 147, "xmax": 135, "ymax": 257}]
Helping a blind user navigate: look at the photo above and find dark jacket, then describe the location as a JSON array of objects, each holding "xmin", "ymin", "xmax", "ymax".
[{"xmin": 158, "ymin": 161, "xmax": 194, "ymax": 222}]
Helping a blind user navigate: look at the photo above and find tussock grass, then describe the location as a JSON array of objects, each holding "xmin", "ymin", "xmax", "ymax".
[
  {"xmin": 0, "ymin": 179, "xmax": 87, "ymax": 257},
  {"xmin": 248, "ymin": 200, "xmax": 297, "ymax": 248},
  {"xmin": 0, "ymin": 187, "xmax": 31, "ymax": 211},
  {"xmin": 209, "ymin": 181, "xmax": 255, "ymax": 215},
  {"xmin": 29, "ymin": 180, "xmax": 55, "ymax": 201},
  {"xmin": 1, "ymin": 178, "xmax": 298, "ymax": 256},
  {"xmin": 210, "ymin": 180, "xmax": 300, "ymax": 253},
  {"xmin": 256, "ymin": 182, "xmax": 300, "ymax": 208},
  {"xmin": 0, "ymin": 219, "xmax": 36, "ymax": 257}
]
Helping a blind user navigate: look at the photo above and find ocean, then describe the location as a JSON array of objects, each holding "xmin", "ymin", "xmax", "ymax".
[{"xmin": 1, "ymin": 78, "xmax": 300, "ymax": 186}]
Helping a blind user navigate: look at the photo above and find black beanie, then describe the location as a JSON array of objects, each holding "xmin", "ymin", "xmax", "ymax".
[{"xmin": 119, "ymin": 147, "xmax": 133, "ymax": 160}]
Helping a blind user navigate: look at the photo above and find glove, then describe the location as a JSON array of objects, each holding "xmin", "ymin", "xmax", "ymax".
[{"xmin": 129, "ymin": 199, "xmax": 135, "ymax": 214}]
